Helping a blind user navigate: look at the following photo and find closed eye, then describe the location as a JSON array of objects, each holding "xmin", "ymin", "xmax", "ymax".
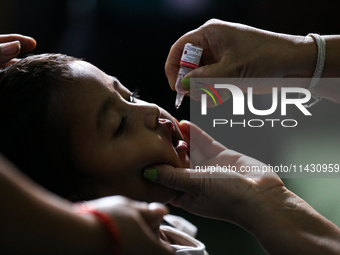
[
  {"xmin": 114, "ymin": 90, "xmax": 139, "ymax": 137},
  {"xmin": 114, "ymin": 116, "xmax": 127, "ymax": 137}
]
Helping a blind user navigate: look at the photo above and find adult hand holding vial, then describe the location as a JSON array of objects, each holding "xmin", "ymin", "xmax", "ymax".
[{"xmin": 174, "ymin": 43, "xmax": 203, "ymax": 109}]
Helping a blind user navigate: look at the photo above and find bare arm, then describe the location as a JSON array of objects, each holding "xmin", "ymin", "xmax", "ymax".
[
  {"xmin": 165, "ymin": 19, "xmax": 340, "ymax": 103},
  {"xmin": 0, "ymin": 155, "xmax": 174, "ymax": 255},
  {"xmin": 0, "ymin": 154, "xmax": 110, "ymax": 255},
  {"xmin": 247, "ymin": 185, "xmax": 340, "ymax": 255}
]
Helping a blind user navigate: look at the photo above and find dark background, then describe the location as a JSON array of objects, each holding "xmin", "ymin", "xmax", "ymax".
[{"xmin": 1, "ymin": 0, "xmax": 340, "ymax": 254}]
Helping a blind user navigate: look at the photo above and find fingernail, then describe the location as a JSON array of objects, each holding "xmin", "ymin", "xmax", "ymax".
[
  {"xmin": 143, "ymin": 167, "xmax": 157, "ymax": 181},
  {"xmin": 1, "ymin": 41, "xmax": 21, "ymax": 56},
  {"xmin": 181, "ymin": 77, "xmax": 190, "ymax": 91}
]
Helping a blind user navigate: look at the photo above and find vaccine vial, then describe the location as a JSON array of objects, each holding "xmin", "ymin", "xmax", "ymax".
[{"xmin": 175, "ymin": 43, "xmax": 203, "ymax": 109}]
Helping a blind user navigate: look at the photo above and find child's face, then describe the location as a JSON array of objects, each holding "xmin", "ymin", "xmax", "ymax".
[{"xmin": 62, "ymin": 61, "xmax": 190, "ymax": 203}]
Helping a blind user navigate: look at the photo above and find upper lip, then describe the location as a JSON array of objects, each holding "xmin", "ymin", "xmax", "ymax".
[{"xmin": 159, "ymin": 118, "xmax": 181, "ymax": 148}]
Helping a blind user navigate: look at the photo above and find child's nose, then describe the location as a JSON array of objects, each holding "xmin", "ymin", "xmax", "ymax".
[{"xmin": 139, "ymin": 103, "xmax": 160, "ymax": 129}]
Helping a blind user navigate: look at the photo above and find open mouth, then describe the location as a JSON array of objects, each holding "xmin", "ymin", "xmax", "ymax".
[
  {"xmin": 172, "ymin": 131, "xmax": 179, "ymax": 148},
  {"xmin": 174, "ymin": 139, "xmax": 188, "ymax": 153},
  {"xmin": 170, "ymin": 122, "xmax": 188, "ymax": 153},
  {"xmin": 159, "ymin": 118, "xmax": 188, "ymax": 153}
]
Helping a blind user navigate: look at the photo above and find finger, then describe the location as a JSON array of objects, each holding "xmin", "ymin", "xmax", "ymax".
[
  {"xmin": 189, "ymin": 121, "xmax": 227, "ymax": 158},
  {"xmin": 137, "ymin": 202, "xmax": 168, "ymax": 234},
  {"xmin": 189, "ymin": 144, "xmax": 207, "ymax": 167},
  {"xmin": 0, "ymin": 41, "xmax": 21, "ymax": 65},
  {"xmin": 0, "ymin": 58, "xmax": 20, "ymax": 68},
  {"xmin": 184, "ymin": 57, "xmax": 230, "ymax": 80},
  {"xmin": 123, "ymin": 210, "xmax": 175, "ymax": 255},
  {"xmin": 170, "ymin": 192, "xmax": 195, "ymax": 208},
  {"xmin": 144, "ymin": 234, "xmax": 176, "ymax": 255},
  {"xmin": 178, "ymin": 120, "xmax": 190, "ymax": 142},
  {"xmin": 164, "ymin": 44, "xmax": 182, "ymax": 91},
  {"xmin": 179, "ymin": 120, "xmax": 227, "ymax": 165},
  {"xmin": 126, "ymin": 203, "xmax": 175, "ymax": 255},
  {"xmin": 165, "ymin": 29, "xmax": 205, "ymax": 89},
  {"xmin": 178, "ymin": 120, "xmax": 203, "ymax": 163},
  {"xmin": 144, "ymin": 164, "xmax": 198, "ymax": 194},
  {"xmin": 152, "ymin": 241, "xmax": 176, "ymax": 255},
  {"xmin": 0, "ymin": 34, "xmax": 36, "ymax": 53}
]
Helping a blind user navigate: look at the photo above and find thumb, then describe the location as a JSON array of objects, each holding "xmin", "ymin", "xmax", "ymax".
[{"xmin": 143, "ymin": 164, "xmax": 194, "ymax": 194}]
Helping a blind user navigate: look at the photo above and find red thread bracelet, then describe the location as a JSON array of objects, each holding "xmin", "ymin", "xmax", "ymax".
[{"xmin": 74, "ymin": 203, "xmax": 120, "ymax": 255}]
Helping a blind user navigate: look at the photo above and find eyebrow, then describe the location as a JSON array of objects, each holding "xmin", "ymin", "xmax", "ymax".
[{"xmin": 96, "ymin": 80, "xmax": 118, "ymax": 130}]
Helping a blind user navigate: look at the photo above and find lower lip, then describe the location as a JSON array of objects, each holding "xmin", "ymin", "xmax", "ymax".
[{"xmin": 175, "ymin": 140, "xmax": 188, "ymax": 152}]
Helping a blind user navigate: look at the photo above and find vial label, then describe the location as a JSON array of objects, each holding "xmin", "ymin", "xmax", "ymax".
[{"xmin": 180, "ymin": 43, "xmax": 203, "ymax": 69}]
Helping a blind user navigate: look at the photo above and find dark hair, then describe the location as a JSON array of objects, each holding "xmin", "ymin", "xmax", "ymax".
[{"xmin": 0, "ymin": 54, "xmax": 93, "ymax": 201}]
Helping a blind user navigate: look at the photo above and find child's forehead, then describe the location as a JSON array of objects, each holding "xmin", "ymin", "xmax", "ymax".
[
  {"xmin": 69, "ymin": 60, "xmax": 122, "ymax": 85},
  {"xmin": 68, "ymin": 60, "xmax": 104, "ymax": 78},
  {"xmin": 66, "ymin": 61, "xmax": 130, "ymax": 96}
]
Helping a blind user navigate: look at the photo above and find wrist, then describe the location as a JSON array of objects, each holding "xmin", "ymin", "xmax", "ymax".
[
  {"xmin": 242, "ymin": 185, "xmax": 293, "ymax": 234},
  {"xmin": 79, "ymin": 213, "xmax": 113, "ymax": 254},
  {"xmin": 283, "ymin": 34, "xmax": 317, "ymax": 80},
  {"xmin": 74, "ymin": 203, "xmax": 120, "ymax": 255},
  {"xmin": 233, "ymin": 183, "xmax": 289, "ymax": 233},
  {"xmin": 242, "ymin": 185, "xmax": 340, "ymax": 254},
  {"xmin": 238, "ymin": 186, "xmax": 299, "ymax": 253}
]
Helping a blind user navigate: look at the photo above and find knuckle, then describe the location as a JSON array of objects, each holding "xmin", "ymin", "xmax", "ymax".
[
  {"xmin": 165, "ymin": 171, "xmax": 179, "ymax": 189},
  {"xmin": 203, "ymin": 18, "xmax": 222, "ymax": 27},
  {"xmin": 193, "ymin": 179, "xmax": 204, "ymax": 196},
  {"xmin": 113, "ymin": 195, "xmax": 131, "ymax": 206}
]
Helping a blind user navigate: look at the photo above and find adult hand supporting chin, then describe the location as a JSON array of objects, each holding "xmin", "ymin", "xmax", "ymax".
[
  {"xmin": 144, "ymin": 121, "xmax": 340, "ymax": 254},
  {"xmin": 0, "ymin": 34, "xmax": 37, "ymax": 67},
  {"xmin": 143, "ymin": 120, "xmax": 284, "ymax": 226}
]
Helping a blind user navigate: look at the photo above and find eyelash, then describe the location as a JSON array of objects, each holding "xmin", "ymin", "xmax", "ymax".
[
  {"xmin": 115, "ymin": 90, "xmax": 140, "ymax": 137},
  {"xmin": 129, "ymin": 90, "xmax": 140, "ymax": 103}
]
